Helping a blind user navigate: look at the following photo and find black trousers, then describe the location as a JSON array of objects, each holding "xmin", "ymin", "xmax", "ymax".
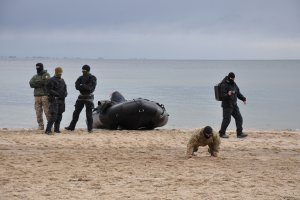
[
  {"xmin": 68, "ymin": 99, "xmax": 94, "ymax": 131},
  {"xmin": 219, "ymin": 105, "xmax": 243, "ymax": 135},
  {"xmin": 46, "ymin": 102, "xmax": 65, "ymax": 132}
]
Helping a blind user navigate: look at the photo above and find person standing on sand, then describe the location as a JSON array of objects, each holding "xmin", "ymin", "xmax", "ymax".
[
  {"xmin": 186, "ymin": 126, "xmax": 220, "ymax": 158},
  {"xmin": 29, "ymin": 63, "xmax": 51, "ymax": 130},
  {"xmin": 65, "ymin": 65, "xmax": 97, "ymax": 133},
  {"xmin": 219, "ymin": 72, "xmax": 248, "ymax": 139},
  {"xmin": 45, "ymin": 67, "xmax": 67, "ymax": 135}
]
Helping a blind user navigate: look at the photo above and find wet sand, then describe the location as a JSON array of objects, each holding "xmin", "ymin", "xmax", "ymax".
[{"xmin": 0, "ymin": 128, "xmax": 299, "ymax": 199}]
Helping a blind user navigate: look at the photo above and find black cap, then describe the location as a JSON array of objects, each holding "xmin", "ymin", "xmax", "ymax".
[
  {"xmin": 228, "ymin": 72, "xmax": 235, "ymax": 79},
  {"xmin": 203, "ymin": 126, "xmax": 213, "ymax": 135},
  {"xmin": 82, "ymin": 65, "xmax": 90, "ymax": 72},
  {"xmin": 36, "ymin": 63, "xmax": 44, "ymax": 69}
]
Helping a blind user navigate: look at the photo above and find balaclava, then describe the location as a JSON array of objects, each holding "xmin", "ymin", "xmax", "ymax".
[
  {"xmin": 228, "ymin": 72, "xmax": 235, "ymax": 84},
  {"xmin": 36, "ymin": 63, "xmax": 44, "ymax": 74},
  {"xmin": 203, "ymin": 126, "xmax": 213, "ymax": 139},
  {"xmin": 82, "ymin": 65, "xmax": 90, "ymax": 76}
]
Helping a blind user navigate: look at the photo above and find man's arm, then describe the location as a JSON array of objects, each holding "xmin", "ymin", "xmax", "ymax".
[
  {"xmin": 208, "ymin": 133, "xmax": 221, "ymax": 157},
  {"xmin": 186, "ymin": 134, "xmax": 198, "ymax": 158},
  {"xmin": 29, "ymin": 75, "xmax": 42, "ymax": 88},
  {"xmin": 81, "ymin": 76, "xmax": 97, "ymax": 92},
  {"xmin": 236, "ymin": 85, "xmax": 246, "ymax": 102}
]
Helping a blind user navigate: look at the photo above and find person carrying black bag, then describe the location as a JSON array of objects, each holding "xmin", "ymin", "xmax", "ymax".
[
  {"xmin": 219, "ymin": 72, "xmax": 248, "ymax": 139},
  {"xmin": 45, "ymin": 67, "xmax": 67, "ymax": 134},
  {"xmin": 65, "ymin": 65, "xmax": 97, "ymax": 133}
]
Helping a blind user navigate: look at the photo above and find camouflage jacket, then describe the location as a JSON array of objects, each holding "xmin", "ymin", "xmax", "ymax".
[
  {"xmin": 29, "ymin": 70, "xmax": 50, "ymax": 96},
  {"xmin": 186, "ymin": 128, "xmax": 221, "ymax": 157}
]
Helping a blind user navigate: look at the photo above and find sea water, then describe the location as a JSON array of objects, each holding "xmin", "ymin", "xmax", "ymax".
[{"xmin": 0, "ymin": 58, "xmax": 299, "ymax": 130}]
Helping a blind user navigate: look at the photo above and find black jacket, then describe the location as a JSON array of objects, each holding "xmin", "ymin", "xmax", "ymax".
[
  {"xmin": 220, "ymin": 76, "xmax": 246, "ymax": 108},
  {"xmin": 46, "ymin": 76, "xmax": 68, "ymax": 102},
  {"xmin": 75, "ymin": 73, "xmax": 97, "ymax": 95}
]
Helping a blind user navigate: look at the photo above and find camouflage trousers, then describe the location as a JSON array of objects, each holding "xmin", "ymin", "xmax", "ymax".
[{"xmin": 34, "ymin": 96, "xmax": 50, "ymax": 129}]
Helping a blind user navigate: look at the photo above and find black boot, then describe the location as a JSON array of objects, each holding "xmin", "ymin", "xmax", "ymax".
[
  {"xmin": 220, "ymin": 134, "xmax": 229, "ymax": 138},
  {"xmin": 219, "ymin": 131, "xmax": 229, "ymax": 138},
  {"xmin": 237, "ymin": 132, "xmax": 248, "ymax": 138},
  {"xmin": 65, "ymin": 126, "xmax": 74, "ymax": 131},
  {"xmin": 54, "ymin": 124, "xmax": 61, "ymax": 133},
  {"xmin": 45, "ymin": 122, "xmax": 53, "ymax": 135},
  {"xmin": 45, "ymin": 129, "xmax": 53, "ymax": 135}
]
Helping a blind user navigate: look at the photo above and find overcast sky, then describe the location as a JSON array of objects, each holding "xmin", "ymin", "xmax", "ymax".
[{"xmin": 0, "ymin": 0, "xmax": 299, "ymax": 59}]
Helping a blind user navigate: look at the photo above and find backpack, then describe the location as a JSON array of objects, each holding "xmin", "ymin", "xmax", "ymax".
[{"xmin": 214, "ymin": 82, "xmax": 223, "ymax": 101}]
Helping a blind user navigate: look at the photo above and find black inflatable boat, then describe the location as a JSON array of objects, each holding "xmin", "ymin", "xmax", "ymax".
[{"xmin": 92, "ymin": 91, "xmax": 169, "ymax": 129}]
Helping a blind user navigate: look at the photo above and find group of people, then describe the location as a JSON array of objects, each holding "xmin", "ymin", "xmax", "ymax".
[
  {"xmin": 30, "ymin": 63, "xmax": 247, "ymax": 158},
  {"xmin": 29, "ymin": 63, "xmax": 97, "ymax": 135}
]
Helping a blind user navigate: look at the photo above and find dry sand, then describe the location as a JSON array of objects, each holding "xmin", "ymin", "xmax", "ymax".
[{"xmin": 0, "ymin": 128, "xmax": 299, "ymax": 200}]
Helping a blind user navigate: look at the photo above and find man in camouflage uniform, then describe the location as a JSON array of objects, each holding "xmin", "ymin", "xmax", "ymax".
[
  {"xmin": 186, "ymin": 126, "xmax": 221, "ymax": 158},
  {"xmin": 29, "ymin": 63, "xmax": 50, "ymax": 130}
]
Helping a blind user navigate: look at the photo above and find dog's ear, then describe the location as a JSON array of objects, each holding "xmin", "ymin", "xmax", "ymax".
[{"xmin": 98, "ymin": 101, "xmax": 101, "ymax": 106}]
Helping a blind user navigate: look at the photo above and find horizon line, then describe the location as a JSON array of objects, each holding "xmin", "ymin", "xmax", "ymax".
[{"xmin": 1, "ymin": 56, "xmax": 300, "ymax": 61}]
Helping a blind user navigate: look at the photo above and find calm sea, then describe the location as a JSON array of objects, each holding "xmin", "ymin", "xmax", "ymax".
[{"xmin": 0, "ymin": 58, "xmax": 299, "ymax": 130}]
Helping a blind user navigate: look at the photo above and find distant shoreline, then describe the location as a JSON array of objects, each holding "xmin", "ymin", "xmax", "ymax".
[{"xmin": 1, "ymin": 56, "xmax": 300, "ymax": 61}]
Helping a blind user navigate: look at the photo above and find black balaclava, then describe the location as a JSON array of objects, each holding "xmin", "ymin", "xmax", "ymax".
[
  {"xmin": 203, "ymin": 126, "xmax": 213, "ymax": 139},
  {"xmin": 82, "ymin": 65, "xmax": 90, "ymax": 76},
  {"xmin": 36, "ymin": 63, "xmax": 44, "ymax": 74},
  {"xmin": 228, "ymin": 72, "xmax": 235, "ymax": 84}
]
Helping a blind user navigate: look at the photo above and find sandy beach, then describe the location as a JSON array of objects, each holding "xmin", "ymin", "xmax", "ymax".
[{"xmin": 0, "ymin": 128, "xmax": 299, "ymax": 200}]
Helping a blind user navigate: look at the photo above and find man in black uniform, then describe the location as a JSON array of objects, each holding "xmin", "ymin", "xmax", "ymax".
[
  {"xmin": 45, "ymin": 67, "xmax": 68, "ymax": 134},
  {"xmin": 219, "ymin": 72, "xmax": 248, "ymax": 138},
  {"xmin": 65, "ymin": 65, "xmax": 97, "ymax": 133}
]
